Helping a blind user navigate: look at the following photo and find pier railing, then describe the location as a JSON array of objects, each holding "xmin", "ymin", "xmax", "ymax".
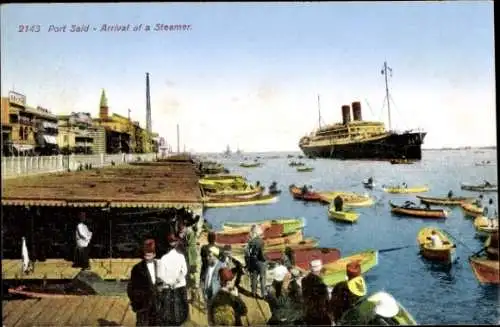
[{"xmin": 1, "ymin": 153, "xmax": 158, "ymax": 179}]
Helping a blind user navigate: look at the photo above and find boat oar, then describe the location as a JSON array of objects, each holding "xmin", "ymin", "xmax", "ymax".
[
  {"xmin": 444, "ymin": 231, "xmax": 477, "ymax": 253},
  {"xmin": 379, "ymin": 245, "xmax": 416, "ymax": 253}
]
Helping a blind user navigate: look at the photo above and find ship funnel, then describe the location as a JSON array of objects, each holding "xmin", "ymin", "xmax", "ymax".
[
  {"xmin": 341, "ymin": 105, "xmax": 351, "ymax": 125},
  {"xmin": 352, "ymin": 101, "xmax": 362, "ymax": 121}
]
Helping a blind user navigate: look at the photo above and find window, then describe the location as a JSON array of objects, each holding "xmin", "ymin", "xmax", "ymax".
[
  {"xmin": 64, "ymin": 135, "xmax": 69, "ymax": 144},
  {"xmin": 19, "ymin": 127, "xmax": 24, "ymax": 140}
]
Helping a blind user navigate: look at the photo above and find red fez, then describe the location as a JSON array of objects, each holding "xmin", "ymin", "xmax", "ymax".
[
  {"xmin": 167, "ymin": 233, "xmax": 178, "ymax": 243},
  {"xmin": 347, "ymin": 261, "xmax": 361, "ymax": 279},
  {"xmin": 219, "ymin": 268, "xmax": 234, "ymax": 283},
  {"xmin": 143, "ymin": 239, "xmax": 156, "ymax": 254}
]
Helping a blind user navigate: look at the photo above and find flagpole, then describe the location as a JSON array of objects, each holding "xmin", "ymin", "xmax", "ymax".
[{"xmin": 382, "ymin": 61, "xmax": 392, "ymax": 130}]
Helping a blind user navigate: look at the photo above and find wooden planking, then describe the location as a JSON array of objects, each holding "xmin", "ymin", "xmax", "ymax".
[
  {"xmin": 50, "ymin": 297, "xmax": 86, "ymax": 326},
  {"xmin": 3, "ymin": 299, "xmax": 40, "ymax": 326},
  {"xmin": 15, "ymin": 295, "xmax": 65, "ymax": 327},
  {"xmin": 65, "ymin": 296, "xmax": 103, "ymax": 326},
  {"xmin": 31, "ymin": 298, "xmax": 74, "ymax": 326},
  {"xmin": 104, "ymin": 297, "xmax": 131, "ymax": 325},
  {"xmin": 81, "ymin": 296, "xmax": 115, "ymax": 326}
]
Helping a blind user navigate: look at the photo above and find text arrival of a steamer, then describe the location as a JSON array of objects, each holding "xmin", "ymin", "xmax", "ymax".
[{"xmin": 299, "ymin": 62, "xmax": 427, "ymax": 160}]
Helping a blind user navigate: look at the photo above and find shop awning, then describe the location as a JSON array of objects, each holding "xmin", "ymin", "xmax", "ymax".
[
  {"xmin": 43, "ymin": 135, "xmax": 58, "ymax": 144},
  {"xmin": 12, "ymin": 144, "xmax": 34, "ymax": 151}
]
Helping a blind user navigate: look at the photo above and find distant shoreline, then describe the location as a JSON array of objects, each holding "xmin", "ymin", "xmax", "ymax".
[{"xmin": 423, "ymin": 146, "xmax": 496, "ymax": 151}]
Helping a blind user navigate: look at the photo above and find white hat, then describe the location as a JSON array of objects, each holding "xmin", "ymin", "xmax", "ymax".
[
  {"xmin": 374, "ymin": 292, "xmax": 399, "ymax": 318},
  {"xmin": 310, "ymin": 259, "xmax": 323, "ymax": 272},
  {"xmin": 209, "ymin": 246, "xmax": 220, "ymax": 257}
]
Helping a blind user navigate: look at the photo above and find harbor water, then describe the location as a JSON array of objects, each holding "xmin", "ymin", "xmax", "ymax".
[{"xmin": 203, "ymin": 149, "xmax": 499, "ymax": 324}]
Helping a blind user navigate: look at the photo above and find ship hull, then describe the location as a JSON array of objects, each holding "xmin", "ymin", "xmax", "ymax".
[{"xmin": 300, "ymin": 132, "xmax": 426, "ymax": 160}]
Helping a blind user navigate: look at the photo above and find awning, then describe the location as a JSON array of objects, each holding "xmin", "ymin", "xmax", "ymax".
[
  {"xmin": 12, "ymin": 144, "xmax": 34, "ymax": 151},
  {"xmin": 43, "ymin": 135, "xmax": 58, "ymax": 144},
  {"xmin": 42, "ymin": 121, "xmax": 58, "ymax": 129}
]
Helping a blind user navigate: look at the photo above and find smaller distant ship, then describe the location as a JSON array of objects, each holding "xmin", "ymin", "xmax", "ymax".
[{"xmin": 223, "ymin": 145, "xmax": 231, "ymax": 157}]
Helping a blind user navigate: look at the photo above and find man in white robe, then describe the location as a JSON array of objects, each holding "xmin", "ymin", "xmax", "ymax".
[{"xmin": 73, "ymin": 212, "xmax": 92, "ymax": 270}]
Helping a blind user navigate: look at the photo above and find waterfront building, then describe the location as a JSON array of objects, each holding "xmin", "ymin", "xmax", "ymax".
[
  {"xmin": 57, "ymin": 112, "xmax": 101, "ymax": 154},
  {"xmin": 1, "ymin": 91, "xmax": 59, "ymax": 156}
]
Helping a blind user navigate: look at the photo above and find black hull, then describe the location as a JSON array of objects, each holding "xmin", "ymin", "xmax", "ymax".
[{"xmin": 300, "ymin": 131, "xmax": 426, "ymax": 160}]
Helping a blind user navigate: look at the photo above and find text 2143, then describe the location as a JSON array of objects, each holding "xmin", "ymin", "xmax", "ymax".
[{"xmin": 18, "ymin": 25, "xmax": 41, "ymax": 32}]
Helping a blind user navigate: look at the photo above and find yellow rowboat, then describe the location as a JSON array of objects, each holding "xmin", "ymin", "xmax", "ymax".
[
  {"xmin": 460, "ymin": 202, "xmax": 484, "ymax": 218},
  {"xmin": 383, "ymin": 186, "xmax": 429, "ymax": 194},
  {"xmin": 417, "ymin": 227, "xmax": 456, "ymax": 264},
  {"xmin": 297, "ymin": 166, "xmax": 314, "ymax": 172},
  {"xmin": 416, "ymin": 195, "xmax": 475, "ymax": 206},
  {"xmin": 322, "ymin": 249, "xmax": 378, "ymax": 286},
  {"xmin": 318, "ymin": 191, "xmax": 374, "ymax": 207},
  {"xmin": 203, "ymin": 186, "xmax": 264, "ymax": 199},
  {"xmin": 222, "ymin": 217, "xmax": 305, "ymax": 234},
  {"xmin": 328, "ymin": 206, "xmax": 360, "ymax": 223},
  {"xmin": 199, "ymin": 175, "xmax": 247, "ymax": 186},
  {"xmin": 203, "ymin": 193, "xmax": 279, "ymax": 208},
  {"xmin": 473, "ymin": 216, "xmax": 499, "ymax": 239}
]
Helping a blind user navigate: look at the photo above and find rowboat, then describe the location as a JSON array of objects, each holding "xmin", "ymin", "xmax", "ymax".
[
  {"xmin": 289, "ymin": 185, "xmax": 323, "ymax": 201},
  {"xmin": 289, "ymin": 162, "xmax": 305, "ymax": 167},
  {"xmin": 390, "ymin": 201, "xmax": 448, "ymax": 219},
  {"xmin": 473, "ymin": 216, "xmax": 499, "ymax": 239},
  {"xmin": 461, "ymin": 183, "xmax": 498, "ymax": 192},
  {"xmin": 390, "ymin": 159, "xmax": 415, "ymax": 165},
  {"xmin": 297, "ymin": 167, "xmax": 314, "ymax": 172},
  {"xmin": 231, "ymin": 238, "xmax": 319, "ymax": 257},
  {"xmin": 204, "ymin": 186, "xmax": 264, "ymax": 199},
  {"xmin": 338, "ymin": 291, "xmax": 418, "ymax": 325},
  {"xmin": 267, "ymin": 247, "xmax": 342, "ymax": 270},
  {"xmin": 328, "ymin": 206, "xmax": 360, "ymax": 223},
  {"xmin": 240, "ymin": 162, "xmax": 262, "ymax": 168},
  {"xmin": 199, "ymin": 175, "xmax": 247, "ymax": 187},
  {"xmin": 318, "ymin": 191, "xmax": 374, "ymax": 207},
  {"xmin": 383, "ymin": 186, "xmax": 429, "ymax": 194},
  {"xmin": 217, "ymin": 230, "xmax": 303, "ymax": 248},
  {"xmin": 416, "ymin": 195, "xmax": 475, "ymax": 206},
  {"xmin": 460, "ymin": 202, "xmax": 484, "ymax": 218},
  {"xmin": 322, "ymin": 249, "xmax": 378, "ymax": 287},
  {"xmin": 362, "ymin": 181, "xmax": 375, "ymax": 189},
  {"xmin": 215, "ymin": 223, "xmax": 287, "ymax": 244},
  {"xmin": 417, "ymin": 227, "xmax": 456, "ymax": 264},
  {"xmin": 469, "ymin": 256, "xmax": 500, "ymax": 284},
  {"xmin": 203, "ymin": 193, "xmax": 279, "ymax": 208},
  {"xmin": 222, "ymin": 217, "xmax": 305, "ymax": 234}
]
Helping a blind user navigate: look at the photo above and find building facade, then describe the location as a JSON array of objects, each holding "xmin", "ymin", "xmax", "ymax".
[{"xmin": 57, "ymin": 112, "xmax": 98, "ymax": 154}]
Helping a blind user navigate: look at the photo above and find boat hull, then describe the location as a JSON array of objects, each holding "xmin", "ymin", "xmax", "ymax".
[
  {"xmin": 383, "ymin": 186, "xmax": 429, "ymax": 194},
  {"xmin": 417, "ymin": 227, "xmax": 456, "ymax": 264},
  {"xmin": 222, "ymin": 217, "xmax": 305, "ymax": 234},
  {"xmin": 461, "ymin": 184, "xmax": 498, "ymax": 192},
  {"xmin": 469, "ymin": 256, "xmax": 500, "ymax": 284},
  {"xmin": 216, "ymin": 230, "xmax": 303, "ymax": 248},
  {"xmin": 297, "ymin": 167, "xmax": 314, "ymax": 172},
  {"xmin": 203, "ymin": 194, "xmax": 278, "ymax": 208},
  {"xmin": 417, "ymin": 195, "xmax": 475, "ymax": 205},
  {"xmin": 231, "ymin": 238, "xmax": 318, "ymax": 257},
  {"xmin": 390, "ymin": 202, "xmax": 447, "ymax": 219},
  {"xmin": 328, "ymin": 208, "xmax": 359, "ymax": 223},
  {"xmin": 322, "ymin": 250, "xmax": 378, "ymax": 286},
  {"xmin": 267, "ymin": 247, "xmax": 341, "ymax": 270},
  {"xmin": 299, "ymin": 131, "xmax": 426, "ymax": 160},
  {"xmin": 473, "ymin": 216, "xmax": 498, "ymax": 239},
  {"xmin": 318, "ymin": 191, "xmax": 374, "ymax": 207},
  {"xmin": 289, "ymin": 185, "xmax": 323, "ymax": 201},
  {"xmin": 461, "ymin": 202, "xmax": 484, "ymax": 218}
]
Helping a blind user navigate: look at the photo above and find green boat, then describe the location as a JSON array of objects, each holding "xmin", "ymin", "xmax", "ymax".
[
  {"xmin": 297, "ymin": 166, "xmax": 314, "ymax": 172},
  {"xmin": 222, "ymin": 217, "xmax": 305, "ymax": 234},
  {"xmin": 338, "ymin": 291, "xmax": 417, "ymax": 325},
  {"xmin": 322, "ymin": 249, "xmax": 378, "ymax": 286}
]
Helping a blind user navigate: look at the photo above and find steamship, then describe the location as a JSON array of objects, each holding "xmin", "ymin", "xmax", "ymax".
[{"xmin": 299, "ymin": 62, "xmax": 426, "ymax": 160}]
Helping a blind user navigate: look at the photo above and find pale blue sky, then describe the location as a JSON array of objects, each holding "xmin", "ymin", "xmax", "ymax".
[{"xmin": 1, "ymin": 2, "xmax": 495, "ymax": 152}]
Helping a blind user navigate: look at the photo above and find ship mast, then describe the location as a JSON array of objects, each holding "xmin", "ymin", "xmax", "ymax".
[
  {"xmin": 381, "ymin": 61, "xmax": 393, "ymax": 130},
  {"xmin": 317, "ymin": 94, "xmax": 322, "ymax": 129}
]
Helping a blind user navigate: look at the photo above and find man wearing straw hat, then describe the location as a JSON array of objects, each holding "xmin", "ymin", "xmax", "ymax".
[
  {"xmin": 127, "ymin": 239, "xmax": 160, "ymax": 326},
  {"xmin": 330, "ymin": 261, "xmax": 367, "ymax": 323},
  {"xmin": 202, "ymin": 245, "xmax": 224, "ymax": 306}
]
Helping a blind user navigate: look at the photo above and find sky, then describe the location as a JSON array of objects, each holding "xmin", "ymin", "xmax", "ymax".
[{"xmin": 1, "ymin": 2, "xmax": 496, "ymax": 152}]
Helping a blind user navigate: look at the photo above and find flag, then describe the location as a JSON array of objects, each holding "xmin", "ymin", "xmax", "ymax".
[{"xmin": 21, "ymin": 236, "xmax": 30, "ymax": 273}]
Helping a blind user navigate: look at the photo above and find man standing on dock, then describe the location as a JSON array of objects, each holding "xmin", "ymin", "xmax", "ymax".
[
  {"xmin": 73, "ymin": 212, "xmax": 92, "ymax": 270},
  {"xmin": 245, "ymin": 225, "xmax": 268, "ymax": 298},
  {"xmin": 127, "ymin": 239, "xmax": 160, "ymax": 327}
]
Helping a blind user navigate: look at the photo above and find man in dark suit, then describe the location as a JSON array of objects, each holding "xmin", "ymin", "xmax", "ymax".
[{"xmin": 127, "ymin": 239, "xmax": 160, "ymax": 326}]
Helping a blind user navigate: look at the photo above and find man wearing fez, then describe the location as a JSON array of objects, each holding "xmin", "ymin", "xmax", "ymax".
[
  {"xmin": 73, "ymin": 211, "xmax": 92, "ymax": 270},
  {"xmin": 127, "ymin": 239, "xmax": 160, "ymax": 326}
]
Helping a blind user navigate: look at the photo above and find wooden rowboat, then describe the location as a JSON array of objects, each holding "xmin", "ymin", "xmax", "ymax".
[
  {"xmin": 469, "ymin": 256, "xmax": 500, "ymax": 284},
  {"xmin": 461, "ymin": 183, "xmax": 498, "ymax": 192},
  {"xmin": 222, "ymin": 217, "xmax": 305, "ymax": 234},
  {"xmin": 215, "ymin": 223, "xmax": 286, "ymax": 244},
  {"xmin": 318, "ymin": 191, "xmax": 374, "ymax": 207},
  {"xmin": 216, "ymin": 230, "xmax": 303, "ymax": 248},
  {"xmin": 203, "ymin": 193, "xmax": 279, "ymax": 208},
  {"xmin": 289, "ymin": 185, "xmax": 323, "ymax": 201},
  {"xmin": 417, "ymin": 227, "xmax": 456, "ymax": 264},
  {"xmin": 473, "ymin": 216, "xmax": 499, "ymax": 239},
  {"xmin": 267, "ymin": 247, "xmax": 341, "ymax": 270},
  {"xmin": 204, "ymin": 186, "xmax": 264, "ymax": 198},
  {"xmin": 231, "ymin": 238, "xmax": 318, "ymax": 258},
  {"xmin": 297, "ymin": 167, "xmax": 314, "ymax": 172},
  {"xmin": 460, "ymin": 202, "xmax": 484, "ymax": 218},
  {"xmin": 240, "ymin": 162, "xmax": 262, "ymax": 168},
  {"xmin": 383, "ymin": 186, "xmax": 429, "ymax": 194},
  {"xmin": 390, "ymin": 201, "xmax": 448, "ymax": 219},
  {"xmin": 328, "ymin": 207, "xmax": 360, "ymax": 223},
  {"xmin": 416, "ymin": 195, "xmax": 475, "ymax": 206},
  {"xmin": 322, "ymin": 249, "xmax": 378, "ymax": 287}
]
